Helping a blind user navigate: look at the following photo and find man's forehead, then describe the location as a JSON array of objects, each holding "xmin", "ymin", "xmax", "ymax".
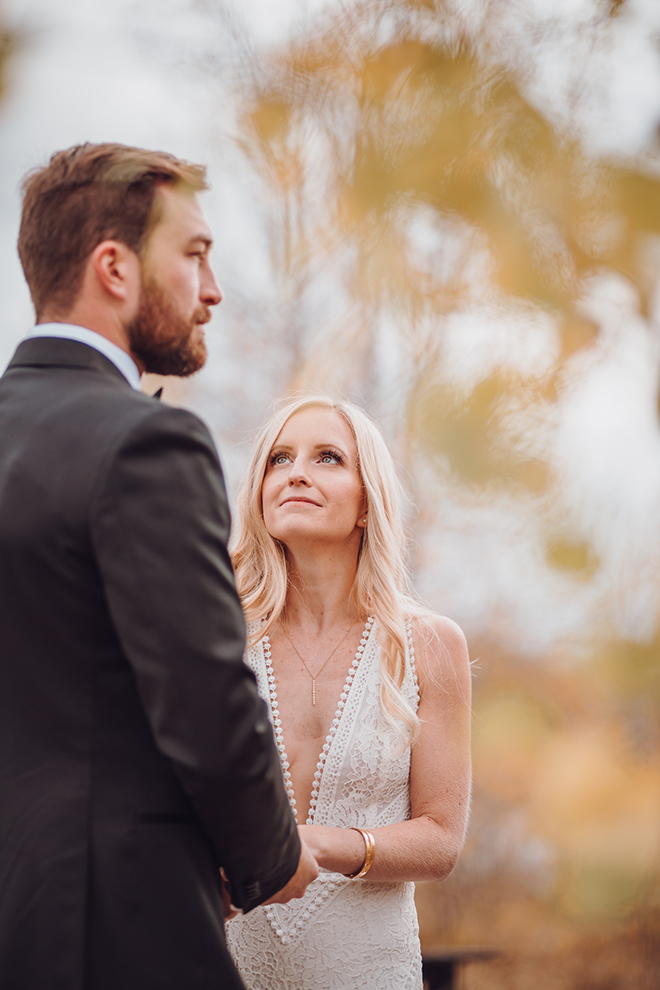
[{"xmin": 154, "ymin": 183, "xmax": 211, "ymax": 239}]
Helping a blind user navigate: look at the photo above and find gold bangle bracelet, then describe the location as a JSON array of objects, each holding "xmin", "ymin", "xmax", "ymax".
[{"xmin": 343, "ymin": 827, "xmax": 376, "ymax": 879}]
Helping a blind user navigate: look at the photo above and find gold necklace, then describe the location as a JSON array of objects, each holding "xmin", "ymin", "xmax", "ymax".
[{"xmin": 280, "ymin": 617, "xmax": 358, "ymax": 706}]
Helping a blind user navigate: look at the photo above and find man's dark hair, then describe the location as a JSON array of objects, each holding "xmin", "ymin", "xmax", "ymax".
[{"xmin": 18, "ymin": 142, "xmax": 208, "ymax": 318}]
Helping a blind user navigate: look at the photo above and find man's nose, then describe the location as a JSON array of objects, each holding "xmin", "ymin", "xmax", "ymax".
[{"xmin": 202, "ymin": 266, "xmax": 223, "ymax": 306}]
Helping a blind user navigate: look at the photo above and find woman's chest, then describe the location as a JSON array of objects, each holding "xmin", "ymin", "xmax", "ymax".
[
  {"xmin": 247, "ymin": 622, "xmax": 415, "ymax": 824},
  {"xmin": 267, "ymin": 635, "xmax": 367, "ymax": 821}
]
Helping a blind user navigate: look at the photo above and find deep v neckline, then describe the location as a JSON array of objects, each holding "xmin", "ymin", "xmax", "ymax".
[{"xmin": 262, "ymin": 617, "xmax": 375, "ymax": 824}]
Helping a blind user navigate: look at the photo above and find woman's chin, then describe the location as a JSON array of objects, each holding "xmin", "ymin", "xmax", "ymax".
[{"xmin": 268, "ymin": 522, "xmax": 362, "ymax": 549}]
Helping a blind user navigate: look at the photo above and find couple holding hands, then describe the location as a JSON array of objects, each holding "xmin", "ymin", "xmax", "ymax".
[{"xmin": 0, "ymin": 143, "xmax": 471, "ymax": 990}]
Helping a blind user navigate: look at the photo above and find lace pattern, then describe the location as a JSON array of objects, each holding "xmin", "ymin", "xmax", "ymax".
[{"xmin": 227, "ymin": 619, "xmax": 423, "ymax": 990}]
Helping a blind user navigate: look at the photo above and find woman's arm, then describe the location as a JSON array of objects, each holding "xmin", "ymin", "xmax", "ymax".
[{"xmin": 298, "ymin": 614, "xmax": 472, "ymax": 882}]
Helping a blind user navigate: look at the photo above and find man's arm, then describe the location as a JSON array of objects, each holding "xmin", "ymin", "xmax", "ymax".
[{"xmin": 91, "ymin": 404, "xmax": 309, "ymax": 912}]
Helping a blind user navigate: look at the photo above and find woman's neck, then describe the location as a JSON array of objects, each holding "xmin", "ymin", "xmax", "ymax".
[{"xmin": 284, "ymin": 548, "xmax": 361, "ymax": 635}]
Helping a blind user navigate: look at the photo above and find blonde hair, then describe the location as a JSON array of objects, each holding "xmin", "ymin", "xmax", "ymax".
[{"xmin": 231, "ymin": 395, "xmax": 424, "ymax": 747}]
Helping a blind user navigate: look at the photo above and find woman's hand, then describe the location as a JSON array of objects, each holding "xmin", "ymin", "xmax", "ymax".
[{"xmin": 297, "ymin": 823, "xmax": 366, "ymax": 876}]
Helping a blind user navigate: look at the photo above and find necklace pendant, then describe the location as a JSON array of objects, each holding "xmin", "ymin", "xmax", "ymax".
[{"xmin": 312, "ymin": 679, "xmax": 316, "ymax": 706}]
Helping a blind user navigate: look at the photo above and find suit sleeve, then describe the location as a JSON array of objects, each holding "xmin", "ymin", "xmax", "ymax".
[{"xmin": 90, "ymin": 404, "xmax": 300, "ymax": 912}]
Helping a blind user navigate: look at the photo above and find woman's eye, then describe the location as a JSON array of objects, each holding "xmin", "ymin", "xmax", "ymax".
[
  {"xmin": 270, "ymin": 453, "xmax": 289, "ymax": 466},
  {"xmin": 319, "ymin": 451, "xmax": 342, "ymax": 464}
]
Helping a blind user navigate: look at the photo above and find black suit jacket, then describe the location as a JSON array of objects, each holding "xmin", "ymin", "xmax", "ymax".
[{"xmin": 0, "ymin": 338, "xmax": 299, "ymax": 990}]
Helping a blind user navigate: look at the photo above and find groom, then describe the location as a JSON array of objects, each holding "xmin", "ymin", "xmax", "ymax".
[{"xmin": 0, "ymin": 144, "xmax": 316, "ymax": 990}]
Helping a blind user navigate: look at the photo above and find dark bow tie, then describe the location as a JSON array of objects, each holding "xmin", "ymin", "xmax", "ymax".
[{"xmin": 152, "ymin": 388, "xmax": 163, "ymax": 400}]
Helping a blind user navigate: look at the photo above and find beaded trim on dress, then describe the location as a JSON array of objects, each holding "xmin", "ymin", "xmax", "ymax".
[
  {"xmin": 261, "ymin": 616, "xmax": 375, "ymax": 824},
  {"xmin": 260, "ymin": 617, "xmax": 375, "ymax": 943}
]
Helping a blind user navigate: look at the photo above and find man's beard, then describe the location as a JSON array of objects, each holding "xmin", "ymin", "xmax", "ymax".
[{"xmin": 126, "ymin": 273, "xmax": 209, "ymax": 377}]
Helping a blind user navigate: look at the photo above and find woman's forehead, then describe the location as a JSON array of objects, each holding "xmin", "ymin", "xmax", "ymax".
[{"xmin": 274, "ymin": 407, "xmax": 356, "ymax": 449}]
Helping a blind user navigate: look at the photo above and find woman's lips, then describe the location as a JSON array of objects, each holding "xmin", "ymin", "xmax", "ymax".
[{"xmin": 281, "ymin": 496, "xmax": 321, "ymax": 506}]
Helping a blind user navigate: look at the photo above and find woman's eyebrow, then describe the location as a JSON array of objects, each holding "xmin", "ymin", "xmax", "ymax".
[{"xmin": 269, "ymin": 442, "xmax": 351, "ymax": 459}]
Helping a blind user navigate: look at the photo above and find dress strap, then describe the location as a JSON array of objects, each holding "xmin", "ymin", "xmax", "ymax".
[{"xmin": 405, "ymin": 618, "xmax": 420, "ymax": 707}]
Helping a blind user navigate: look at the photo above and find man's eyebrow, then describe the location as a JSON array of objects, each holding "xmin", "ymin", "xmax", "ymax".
[{"xmin": 188, "ymin": 235, "xmax": 213, "ymax": 249}]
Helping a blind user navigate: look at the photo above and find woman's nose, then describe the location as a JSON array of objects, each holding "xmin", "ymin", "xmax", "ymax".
[{"xmin": 288, "ymin": 458, "xmax": 311, "ymax": 485}]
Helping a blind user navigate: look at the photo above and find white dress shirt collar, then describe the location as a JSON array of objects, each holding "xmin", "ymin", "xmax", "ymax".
[{"xmin": 26, "ymin": 323, "xmax": 142, "ymax": 391}]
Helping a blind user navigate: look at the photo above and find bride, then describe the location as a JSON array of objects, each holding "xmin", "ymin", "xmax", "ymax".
[{"xmin": 226, "ymin": 396, "xmax": 471, "ymax": 990}]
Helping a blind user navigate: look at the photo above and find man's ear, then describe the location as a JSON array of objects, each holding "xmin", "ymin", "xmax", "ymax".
[{"xmin": 90, "ymin": 240, "xmax": 140, "ymax": 302}]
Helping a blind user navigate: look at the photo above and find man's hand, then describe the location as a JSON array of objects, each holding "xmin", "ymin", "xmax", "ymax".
[
  {"xmin": 220, "ymin": 868, "xmax": 238, "ymax": 920},
  {"xmin": 264, "ymin": 837, "xmax": 319, "ymax": 905}
]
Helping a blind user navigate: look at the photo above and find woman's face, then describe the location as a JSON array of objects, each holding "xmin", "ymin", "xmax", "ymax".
[{"xmin": 262, "ymin": 407, "xmax": 367, "ymax": 550}]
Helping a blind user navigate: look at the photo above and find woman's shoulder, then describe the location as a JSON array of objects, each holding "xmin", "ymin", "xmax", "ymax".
[
  {"xmin": 243, "ymin": 620, "xmax": 269, "ymax": 664},
  {"xmin": 246, "ymin": 618, "xmax": 265, "ymax": 638},
  {"xmin": 407, "ymin": 610, "xmax": 470, "ymax": 688},
  {"xmin": 408, "ymin": 610, "xmax": 467, "ymax": 652}
]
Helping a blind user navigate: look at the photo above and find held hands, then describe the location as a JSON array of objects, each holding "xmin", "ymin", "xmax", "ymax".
[
  {"xmin": 295, "ymin": 824, "xmax": 366, "ymax": 877},
  {"xmin": 241, "ymin": 825, "xmax": 372, "ymax": 911},
  {"xmin": 264, "ymin": 835, "xmax": 319, "ymax": 905}
]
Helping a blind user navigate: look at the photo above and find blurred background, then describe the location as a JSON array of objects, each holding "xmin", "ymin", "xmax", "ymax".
[{"xmin": 1, "ymin": 0, "xmax": 660, "ymax": 986}]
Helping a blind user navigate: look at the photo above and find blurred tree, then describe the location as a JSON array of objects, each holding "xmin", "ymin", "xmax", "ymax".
[
  {"xmin": 221, "ymin": 2, "xmax": 660, "ymax": 985},
  {"xmin": 0, "ymin": 12, "xmax": 15, "ymax": 101},
  {"xmin": 235, "ymin": 0, "xmax": 660, "ymax": 506}
]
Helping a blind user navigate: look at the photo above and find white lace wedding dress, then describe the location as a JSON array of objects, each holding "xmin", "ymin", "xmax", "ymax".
[{"xmin": 225, "ymin": 617, "xmax": 423, "ymax": 990}]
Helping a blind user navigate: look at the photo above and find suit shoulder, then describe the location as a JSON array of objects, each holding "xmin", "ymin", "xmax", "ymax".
[
  {"xmin": 119, "ymin": 399, "xmax": 217, "ymax": 451},
  {"xmin": 81, "ymin": 384, "xmax": 216, "ymax": 451},
  {"xmin": 90, "ymin": 400, "xmax": 226, "ymax": 522}
]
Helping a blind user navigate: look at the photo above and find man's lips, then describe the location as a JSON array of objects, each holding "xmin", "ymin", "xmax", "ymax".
[{"xmin": 194, "ymin": 309, "xmax": 212, "ymax": 329}]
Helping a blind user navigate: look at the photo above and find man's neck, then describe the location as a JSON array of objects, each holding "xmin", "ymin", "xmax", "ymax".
[{"xmin": 38, "ymin": 307, "xmax": 144, "ymax": 374}]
